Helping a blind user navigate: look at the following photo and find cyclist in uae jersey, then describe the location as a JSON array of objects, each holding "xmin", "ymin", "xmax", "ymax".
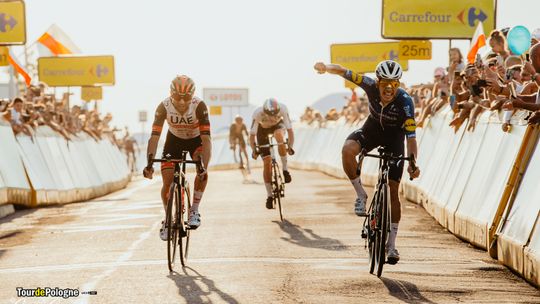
[
  {"xmin": 314, "ymin": 60, "xmax": 420, "ymax": 264},
  {"xmin": 250, "ymin": 98, "xmax": 295, "ymax": 209},
  {"xmin": 143, "ymin": 75, "xmax": 211, "ymax": 240}
]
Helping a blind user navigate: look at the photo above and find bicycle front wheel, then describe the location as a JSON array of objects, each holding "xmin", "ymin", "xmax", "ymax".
[
  {"xmin": 272, "ymin": 162, "xmax": 283, "ymax": 221},
  {"xmin": 166, "ymin": 183, "xmax": 179, "ymax": 272},
  {"xmin": 179, "ymin": 184, "xmax": 191, "ymax": 267},
  {"xmin": 375, "ymin": 184, "xmax": 390, "ymax": 277}
]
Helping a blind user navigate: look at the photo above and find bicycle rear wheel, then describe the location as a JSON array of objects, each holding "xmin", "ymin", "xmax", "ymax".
[
  {"xmin": 272, "ymin": 162, "xmax": 283, "ymax": 221},
  {"xmin": 367, "ymin": 189, "xmax": 380, "ymax": 274},
  {"xmin": 166, "ymin": 183, "xmax": 179, "ymax": 272},
  {"xmin": 375, "ymin": 184, "xmax": 389, "ymax": 277},
  {"xmin": 179, "ymin": 184, "xmax": 191, "ymax": 267}
]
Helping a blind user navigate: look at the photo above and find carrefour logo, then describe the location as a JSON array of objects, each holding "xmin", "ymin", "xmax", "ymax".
[
  {"xmin": 0, "ymin": 13, "xmax": 17, "ymax": 32},
  {"xmin": 388, "ymin": 7, "xmax": 488, "ymax": 26},
  {"xmin": 457, "ymin": 7, "xmax": 487, "ymax": 27},
  {"xmin": 89, "ymin": 64, "xmax": 109, "ymax": 78},
  {"xmin": 382, "ymin": 50, "xmax": 399, "ymax": 61}
]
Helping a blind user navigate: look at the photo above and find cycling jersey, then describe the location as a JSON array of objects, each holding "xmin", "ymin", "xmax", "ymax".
[
  {"xmin": 343, "ymin": 70, "xmax": 416, "ymax": 138},
  {"xmin": 151, "ymin": 96, "xmax": 211, "ymax": 139},
  {"xmin": 250, "ymin": 103, "xmax": 292, "ymax": 135}
]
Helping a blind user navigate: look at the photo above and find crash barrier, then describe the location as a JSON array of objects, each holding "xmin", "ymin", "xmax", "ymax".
[
  {"xmin": 0, "ymin": 123, "xmax": 131, "ymax": 207},
  {"xmin": 287, "ymin": 107, "xmax": 539, "ymax": 287}
]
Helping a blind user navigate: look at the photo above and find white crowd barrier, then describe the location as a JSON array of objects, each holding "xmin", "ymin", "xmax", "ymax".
[
  {"xmin": 283, "ymin": 106, "xmax": 539, "ymax": 287},
  {"xmin": 0, "ymin": 123, "xmax": 131, "ymax": 207},
  {"xmin": 0, "ymin": 122, "xmax": 31, "ymax": 205}
]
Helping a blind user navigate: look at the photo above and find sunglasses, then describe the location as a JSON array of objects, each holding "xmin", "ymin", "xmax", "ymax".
[
  {"xmin": 171, "ymin": 93, "xmax": 192, "ymax": 101},
  {"xmin": 378, "ymin": 79, "xmax": 400, "ymax": 89}
]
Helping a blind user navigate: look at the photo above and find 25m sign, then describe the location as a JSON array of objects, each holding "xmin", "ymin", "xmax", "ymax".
[{"xmin": 399, "ymin": 40, "xmax": 432, "ymax": 60}]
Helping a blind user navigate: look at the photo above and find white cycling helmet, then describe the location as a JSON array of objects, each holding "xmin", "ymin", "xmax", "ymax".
[
  {"xmin": 375, "ymin": 60, "xmax": 403, "ymax": 80},
  {"xmin": 263, "ymin": 98, "xmax": 280, "ymax": 116}
]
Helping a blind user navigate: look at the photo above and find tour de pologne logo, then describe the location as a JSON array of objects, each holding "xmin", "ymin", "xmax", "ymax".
[{"xmin": 15, "ymin": 286, "xmax": 97, "ymax": 300}]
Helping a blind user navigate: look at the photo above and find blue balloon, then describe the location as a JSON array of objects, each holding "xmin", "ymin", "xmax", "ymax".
[{"xmin": 507, "ymin": 26, "xmax": 531, "ymax": 55}]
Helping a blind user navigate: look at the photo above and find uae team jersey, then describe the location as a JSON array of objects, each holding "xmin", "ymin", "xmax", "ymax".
[
  {"xmin": 151, "ymin": 96, "xmax": 211, "ymax": 139},
  {"xmin": 250, "ymin": 103, "xmax": 292, "ymax": 135}
]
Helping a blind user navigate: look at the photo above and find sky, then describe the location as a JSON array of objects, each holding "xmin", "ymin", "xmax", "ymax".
[{"xmin": 11, "ymin": 0, "xmax": 540, "ymax": 133}]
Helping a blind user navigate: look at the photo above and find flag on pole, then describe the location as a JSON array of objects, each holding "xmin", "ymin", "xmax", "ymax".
[
  {"xmin": 467, "ymin": 21, "xmax": 487, "ymax": 64},
  {"xmin": 7, "ymin": 47, "xmax": 31, "ymax": 86},
  {"xmin": 37, "ymin": 24, "xmax": 81, "ymax": 56}
]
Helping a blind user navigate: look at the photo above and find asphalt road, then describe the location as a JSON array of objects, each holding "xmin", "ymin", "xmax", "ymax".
[{"xmin": 0, "ymin": 169, "xmax": 538, "ymax": 304}]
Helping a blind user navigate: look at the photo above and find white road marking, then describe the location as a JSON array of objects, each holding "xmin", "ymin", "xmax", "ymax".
[
  {"xmin": 0, "ymin": 257, "xmax": 368, "ymax": 274},
  {"xmin": 75, "ymin": 220, "xmax": 162, "ymax": 304}
]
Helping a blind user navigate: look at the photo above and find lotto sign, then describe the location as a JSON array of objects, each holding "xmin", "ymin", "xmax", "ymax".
[
  {"xmin": 382, "ymin": 0, "xmax": 496, "ymax": 39},
  {"xmin": 203, "ymin": 88, "xmax": 249, "ymax": 107}
]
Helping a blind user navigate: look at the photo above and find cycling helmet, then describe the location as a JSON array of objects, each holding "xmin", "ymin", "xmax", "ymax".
[
  {"xmin": 170, "ymin": 75, "xmax": 195, "ymax": 96},
  {"xmin": 375, "ymin": 60, "xmax": 403, "ymax": 80},
  {"xmin": 263, "ymin": 98, "xmax": 280, "ymax": 116}
]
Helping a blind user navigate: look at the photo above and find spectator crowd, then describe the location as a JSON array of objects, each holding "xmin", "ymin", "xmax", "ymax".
[
  {"xmin": 0, "ymin": 83, "xmax": 139, "ymax": 170},
  {"xmin": 302, "ymin": 27, "xmax": 540, "ymax": 132}
]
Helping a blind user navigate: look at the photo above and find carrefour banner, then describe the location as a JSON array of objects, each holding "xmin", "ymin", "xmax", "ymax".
[
  {"xmin": 331, "ymin": 42, "xmax": 408, "ymax": 89},
  {"xmin": 330, "ymin": 42, "xmax": 408, "ymax": 73},
  {"xmin": 0, "ymin": 0, "xmax": 26, "ymax": 45},
  {"xmin": 382, "ymin": 0, "xmax": 496, "ymax": 39},
  {"xmin": 38, "ymin": 56, "xmax": 115, "ymax": 87}
]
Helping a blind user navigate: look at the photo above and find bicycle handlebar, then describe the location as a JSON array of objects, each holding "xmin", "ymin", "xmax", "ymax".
[
  {"xmin": 146, "ymin": 153, "xmax": 205, "ymax": 172},
  {"xmin": 360, "ymin": 149, "xmax": 417, "ymax": 181}
]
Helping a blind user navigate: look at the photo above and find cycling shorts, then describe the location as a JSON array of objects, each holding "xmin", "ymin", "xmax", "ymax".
[
  {"xmin": 161, "ymin": 131, "xmax": 202, "ymax": 170},
  {"xmin": 347, "ymin": 116, "xmax": 405, "ymax": 182},
  {"xmin": 256, "ymin": 121, "xmax": 286, "ymax": 157}
]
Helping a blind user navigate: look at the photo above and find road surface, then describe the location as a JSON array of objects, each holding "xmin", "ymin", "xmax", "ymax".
[{"xmin": 1, "ymin": 169, "xmax": 538, "ymax": 303}]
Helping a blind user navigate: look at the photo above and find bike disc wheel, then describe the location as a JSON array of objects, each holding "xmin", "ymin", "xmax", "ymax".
[
  {"xmin": 376, "ymin": 184, "xmax": 389, "ymax": 277},
  {"xmin": 166, "ymin": 183, "xmax": 179, "ymax": 272},
  {"xmin": 179, "ymin": 184, "xmax": 191, "ymax": 266}
]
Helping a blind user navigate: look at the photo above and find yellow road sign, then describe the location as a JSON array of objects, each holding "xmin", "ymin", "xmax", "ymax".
[
  {"xmin": 0, "ymin": 0, "xmax": 26, "ymax": 45},
  {"xmin": 331, "ymin": 42, "xmax": 409, "ymax": 89},
  {"xmin": 209, "ymin": 106, "xmax": 222, "ymax": 116},
  {"xmin": 382, "ymin": 0, "xmax": 496, "ymax": 39},
  {"xmin": 38, "ymin": 55, "xmax": 115, "ymax": 87},
  {"xmin": 399, "ymin": 40, "xmax": 432, "ymax": 60},
  {"xmin": 0, "ymin": 46, "xmax": 8, "ymax": 66},
  {"xmin": 81, "ymin": 86, "xmax": 103, "ymax": 101}
]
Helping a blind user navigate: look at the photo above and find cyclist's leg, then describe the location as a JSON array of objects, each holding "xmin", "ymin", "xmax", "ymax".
[
  {"xmin": 343, "ymin": 118, "xmax": 380, "ymax": 200},
  {"xmin": 190, "ymin": 137, "xmax": 207, "ymax": 212},
  {"xmin": 274, "ymin": 125, "xmax": 291, "ymax": 182},
  {"xmin": 161, "ymin": 132, "xmax": 182, "ymax": 211},
  {"xmin": 257, "ymin": 126, "xmax": 273, "ymax": 200},
  {"xmin": 386, "ymin": 132, "xmax": 406, "ymax": 259}
]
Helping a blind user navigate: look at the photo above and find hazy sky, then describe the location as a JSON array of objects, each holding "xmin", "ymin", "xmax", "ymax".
[{"xmin": 16, "ymin": 0, "xmax": 540, "ymax": 132}]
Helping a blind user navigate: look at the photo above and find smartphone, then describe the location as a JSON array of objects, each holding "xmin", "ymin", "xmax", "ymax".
[
  {"xmin": 475, "ymin": 54, "xmax": 483, "ymax": 68},
  {"xmin": 509, "ymin": 82, "xmax": 517, "ymax": 99},
  {"xmin": 496, "ymin": 55, "xmax": 504, "ymax": 67}
]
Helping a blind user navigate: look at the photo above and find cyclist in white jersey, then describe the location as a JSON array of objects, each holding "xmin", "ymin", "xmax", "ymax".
[
  {"xmin": 250, "ymin": 98, "xmax": 295, "ymax": 209},
  {"xmin": 143, "ymin": 75, "xmax": 211, "ymax": 240}
]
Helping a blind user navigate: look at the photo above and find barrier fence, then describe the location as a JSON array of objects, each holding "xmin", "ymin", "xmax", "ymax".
[
  {"xmin": 0, "ymin": 122, "xmax": 131, "ymax": 207},
  {"xmin": 286, "ymin": 106, "xmax": 540, "ymax": 287}
]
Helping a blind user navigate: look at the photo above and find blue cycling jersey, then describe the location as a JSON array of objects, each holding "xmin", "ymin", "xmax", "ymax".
[{"xmin": 344, "ymin": 70, "xmax": 416, "ymax": 138}]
